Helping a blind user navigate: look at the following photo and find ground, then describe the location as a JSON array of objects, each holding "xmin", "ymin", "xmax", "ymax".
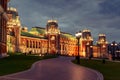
[{"xmin": 0, "ymin": 56, "xmax": 103, "ymax": 80}]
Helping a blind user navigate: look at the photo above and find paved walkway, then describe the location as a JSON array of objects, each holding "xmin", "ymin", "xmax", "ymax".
[{"xmin": 0, "ymin": 56, "xmax": 103, "ymax": 80}]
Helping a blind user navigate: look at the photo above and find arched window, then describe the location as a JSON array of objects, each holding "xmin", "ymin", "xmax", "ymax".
[
  {"xmin": 33, "ymin": 41, "xmax": 35, "ymax": 48},
  {"xmin": 36, "ymin": 42, "xmax": 38, "ymax": 48},
  {"xmin": 30, "ymin": 41, "xmax": 32, "ymax": 48},
  {"xmin": 39, "ymin": 42, "xmax": 41, "ymax": 48},
  {"xmin": 26, "ymin": 40, "xmax": 29, "ymax": 48}
]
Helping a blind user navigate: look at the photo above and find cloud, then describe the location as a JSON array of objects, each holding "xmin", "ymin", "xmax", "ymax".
[
  {"xmin": 99, "ymin": 0, "xmax": 120, "ymax": 16},
  {"xmin": 10, "ymin": 0, "xmax": 120, "ymax": 42}
]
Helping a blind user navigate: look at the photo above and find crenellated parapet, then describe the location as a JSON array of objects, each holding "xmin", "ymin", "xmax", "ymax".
[
  {"xmin": 7, "ymin": 7, "xmax": 21, "ymax": 28},
  {"xmin": 97, "ymin": 34, "xmax": 108, "ymax": 44},
  {"xmin": 46, "ymin": 19, "xmax": 60, "ymax": 35},
  {"xmin": 7, "ymin": 7, "xmax": 17, "ymax": 11}
]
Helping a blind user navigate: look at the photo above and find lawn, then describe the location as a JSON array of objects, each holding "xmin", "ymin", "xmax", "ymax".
[
  {"xmin": 73, "ymin": 59, "xmax": 120, "ymax": 80},
  {"xmin": 0, "ymin": 53, "xmax": 57, "ymax": 76}
]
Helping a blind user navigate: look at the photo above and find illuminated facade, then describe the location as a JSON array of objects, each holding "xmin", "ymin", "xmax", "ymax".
[
  {"xmin": 80, "ymin": 29, "xmax": 93, "ymax": 57},
  {"xmin": 6, "ymin": 6, "xmax": 109, "ymax": 58},
  {"xmin": 20, "ymin": 27, "xmax": 48, "ymax": 54},
  {"xmin": 0, "ymin": 0, "xmax": 9, "ymax": 57},
  {"xmin": 96, "ymin": 34, "xmax": 108, "ymax": 58},
  {"xmin": 46, "ymin": 20, "xmax": 60, "ymax": 54},
  {"xmin": 7, "ymin": 7, "xmax": 21, "ymax": 53}
]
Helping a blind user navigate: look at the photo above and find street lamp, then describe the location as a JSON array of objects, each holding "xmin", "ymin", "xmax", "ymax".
[
  {"xmin": 111, "ymin": 42, "xmax": 118, "ymax": 60},
  {"xmin": 89, "ymin": 46, "xmax": 93, "ymax": 60},
  {"xmin": 75, "ymin": 31, "xmax": 82, "ymax": 64},
  {"xmin": 102, "ymin": 45, "xmax": 106, "ymax": 64}
]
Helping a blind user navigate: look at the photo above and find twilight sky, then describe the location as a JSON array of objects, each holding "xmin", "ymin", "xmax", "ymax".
[{"xmin": 10, "ymin": 0, "xmax": 120, "ymax": 43}]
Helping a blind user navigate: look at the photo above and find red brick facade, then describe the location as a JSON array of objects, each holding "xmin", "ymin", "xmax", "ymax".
[{"xmin": 0, "ymin": 0, "xmax": 9, "ymax": 57}]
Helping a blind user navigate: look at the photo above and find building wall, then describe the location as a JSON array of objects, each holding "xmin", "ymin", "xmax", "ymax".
[
  {"xmin": 92, "ymin": 46, "xmax": 100, "ymax": 58},
  {"xmin": 60, "ymin": 37, "xmax": 77, "ymax": 56},
  {"xmin": 7, "ymin": 34, "xmax": 16, "ymax": 53},
  {"xmin": 80, "ymin": 30, "xmax": 93, "ymax": 57},
  {"xmin": 0, "ymin": 0, "xmax": 9, "ymax": 57},
  {"xmin": 20, "ymin": 36, "xmax": 48, "ymax": 54},
  {"xmin": 5, "ymin": 6, "xmax": 109, "ymax": 58},
  {"xmin": 96, "ymin": 34, "xmax": 108, "ymax": 58},
  {"xmin": 7, "ymin": 7, "xmax": 21, "ymax": 53},
  {"xmin": 46, "ymin": 20, "xmax": 60, "ymax": 54}
]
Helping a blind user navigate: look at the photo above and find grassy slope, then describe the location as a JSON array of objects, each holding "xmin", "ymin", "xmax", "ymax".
[
  {"xmin": 73, "ymin": 59, "xmax": 120, "ymax": 80},
  {"xmin": 0, "ymin": 54, "xmax": 57, "ymax": 76}
]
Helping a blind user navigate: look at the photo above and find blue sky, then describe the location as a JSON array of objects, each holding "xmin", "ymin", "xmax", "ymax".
[{"xmin": 10, "ymin": 0, "xmax": 120, "ymax": 42}]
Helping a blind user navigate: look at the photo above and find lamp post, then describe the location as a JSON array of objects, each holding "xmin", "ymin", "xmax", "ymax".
[
  {"xmin": 89, "ymin": 45, "xmax": 93, "ymax": 60},
  {"xmin": 102, "ymin": 45, "xmax": 106, "ymax": 64},
  {"xmin": 111, "ymin": 42, "xmax": 118, "ymax": 60},
  {"xmin": 75, "ymin": 31, "xmax": 82, "ymax": 64}
]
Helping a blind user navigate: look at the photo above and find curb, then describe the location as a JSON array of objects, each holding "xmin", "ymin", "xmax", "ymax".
[
  {"xmin": 72, "ymin": 61, "xmax": 104, "ymax": 80},
  {"xmin": 84, "ymin": 67, "xmax": 104, "ymax": 80}
]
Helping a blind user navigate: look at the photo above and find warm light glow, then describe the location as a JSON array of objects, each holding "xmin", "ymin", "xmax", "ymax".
[
  {"xmin": 115, "ymin": 43, "xmax": 117, "ymax": 46},
  {"xmin": 90, "ymin": 46, "xmax": 93, "ymax": 48},
  {"xmin": 106, "ymin": 41, "xmax": 108, "ymax": 44},
  {"xmin": 47, "ymin": 20, "xmax": 58, "ymax": 23},
  {"xmin": 99, "ymin": 34, "xmax": 106, "ymax": 37},
  {"xmin": 75, "ymin": 31, "xmax": 82, "ymax": 38},
  {"xmin": 8, "ymin": 7, "xmax": 17, "ymax": 12},
  {"xmin": 83, "ymin": 29, "xmax": 90, "ymax": 32},
  {"xmin": 101, "ymin": 39, "xmax": 105, "ymax": 42},
  {"xmin": 102, "ymin": 45, "xmax": 105, "ymax": 48},
  {"xmin": 82, "ymin": 52, "xmax": 86, "ymax": 57},
  {"xmin": 86, "ymin": 42, "xmax": 89, "ymax": 45}
]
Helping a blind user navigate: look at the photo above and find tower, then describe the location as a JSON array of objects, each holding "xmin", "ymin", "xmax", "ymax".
[
  {"xmin": 81, "ymin": 29, "xmax": 93, "ymax": 57},
  {"xmin": 7, "ymin": 7, "xmax": 21, "ymax": 52},
  {"xmin": 97, "ymin": 34, "xmax": 108, "ymax": 58},
  {"xmin": 0, "ymin": 0, "xmax": 9, "ymax": 57},
  {"xmin": 46, "ymin": 20, "xmax": 60, "ymax": 54}
]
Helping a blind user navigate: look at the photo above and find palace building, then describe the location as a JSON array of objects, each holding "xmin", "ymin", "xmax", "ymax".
[
  {"xmin": 80, "ymin": 29, "xmax": 93, "ymax": 57},
  {"xmin": 96, "ymin": 34, "xmax": 108, "ymax": 58},
  {"xmin": 6, "ymin": 6, "xmax": 108, "ymax": 58},
  {"xmin": 0, "ymin": 0, "xmax": 9, "ymax": 57}
]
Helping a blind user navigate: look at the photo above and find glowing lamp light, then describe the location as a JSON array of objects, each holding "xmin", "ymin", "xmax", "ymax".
[
  {"xmin": 90, "ymin": 46, "xmax": 93, "ymax": 48},
  {"xmin": 111, "ymin": 44, "xmax": 113, "ymax": 46},
  {"xmin": 75, "ymin": 31, "xmax": 82, "ymax": 39},
  {"xmin": 75, "ymin": 30, "xmax": 82, "ymax": 64},
  {"xmin": 115, "ymin": 43, "xmax": 117, "ymax": 46},
  {"xmin": 102, "ymin": 45, "xmax": 105, "ymax": 48}
]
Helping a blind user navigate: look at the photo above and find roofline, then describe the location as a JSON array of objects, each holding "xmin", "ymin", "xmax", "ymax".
[
  {"xmin": 32, "ymin": 26, "xmax": 45, "ymax": 29},
  {"xmin": 61, "ymin": 31, "xmax": 73, "ymax": 35}
]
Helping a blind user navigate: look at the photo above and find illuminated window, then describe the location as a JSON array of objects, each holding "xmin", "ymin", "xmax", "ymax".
[
  {"xmin": 26, "ymin": 40, "xmax": 29, "ymax": 48},
  {"xmin": 33, "ymin": 41, "xmax": 35, "ymax": 48},
  {"xmin": 51, "ymin": 36, "xmax": 55, "ymax": 40},
  {"xmin": 36, "ymin": 42, "xmax": 38, "ymax": 48},
  {"xmin": 39, "ymin": 42, "xmax": 41, "ymax": 48},
  {"xmin": 30, "ymin": 41, "xmax": 32, "ymax": 48}
]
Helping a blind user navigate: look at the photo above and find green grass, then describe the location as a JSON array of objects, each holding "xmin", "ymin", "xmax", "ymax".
[
  {"xmin": 0, "ymin": 53, "xmax": 57, "ymax": 76},
  {"xmin": 73, "ymin": 59, "xmax": 120, "ymax": 80}
]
